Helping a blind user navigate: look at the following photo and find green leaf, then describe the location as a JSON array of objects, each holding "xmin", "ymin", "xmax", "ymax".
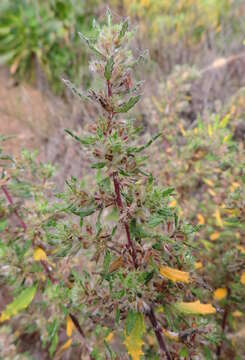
[
  {"xmin": 78, "ymin": 32, "xmax": 106, "ymax": 59},
  {"xmin": 49, "ymin": 333, "xmax": 59, "ymax": 357},
  {"xmin": 124, "ymin": 312, "xmax": 145, "ymax": 360},
  {"xmin": 103, "ymin": 250, "xmax": 111, "ymax": 274},
  {"xmin": 118, "ymin": 18, "xmax": 129, "ymax": 40},
  {"xmin": 0, "ymin": 285, "xmax": 37, "ymax": 322},
  {"xmin": 104, "ymin": 56, "xmax": 114, "ymax": 81},
  {"xmin": 106, "ymin": 7, "xmax": 112, "ymax": 27},
  {"xmin": 162, "ymin": 188, "xmax": 175, "ymax": 197},
  {"xmin": 91, "ymin": 162, "xmax": 106, "ymax": 169},
  {"xmin": 62, "ymin": 79, "xmax": 88, "ymax": 101},
  {"xmin": 0, "ymin": 219, "xmax": 7, "ymax": 232},
  {"xmin": 65, "ymin": 129, "xmax": 96, "ymax": 146},
  {"xmin": 115, "ymin": 95, "xmax": 141, "ymax": 113},
  {"xmin": 70, "ymin": 206, "xmax": 96, "ymax": 219},
  {"xmin": 127, "ymin": 133, "xmax": 161, "ymax": 154}
]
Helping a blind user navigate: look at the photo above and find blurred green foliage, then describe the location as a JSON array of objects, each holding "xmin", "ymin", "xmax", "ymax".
[{"xmin": 0, "ymin": 0, "xmax": 98, "ymax": 93}]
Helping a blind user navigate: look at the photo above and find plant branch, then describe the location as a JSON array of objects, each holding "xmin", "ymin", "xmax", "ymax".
[
  {"xmin": 1, "ymin": 184, "xmax": 27, "ymax": 231},
  {"xmin": 143, "ymin": 301, "xmax": 172, "ymax": 360}
]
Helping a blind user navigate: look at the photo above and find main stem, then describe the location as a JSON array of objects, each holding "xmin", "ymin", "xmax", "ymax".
[
  {"xmin": 107, "ymin": 80, "xmax": 138, "ymax": 269},
  {"xmin": 107, "ymin": 80, "xmax": 171, "ymax": 359},
  {"xmin": 112, "ymin": 172, "xmax": 138, "ymax": 269}
]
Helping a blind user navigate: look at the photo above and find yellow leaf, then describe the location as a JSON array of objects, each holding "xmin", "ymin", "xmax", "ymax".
[
  {"xmin": 197, "ymin": 214, "xmax": 205, "ymax": 225},
  {"xmin": 213, "ymin": 288, "xmax": 227, "ymax": 301},
  {"xmin": 66, "ymin": 316, "xmax": 75, "ymax": 337},
  {"xmin": 159, "ymin": 266, "xmax": 190, "ymax": 283},
  {"xmin": 56, "ymin": 339, "xmax": 72, "ymax": 357},
  {"xmin": 232, "ymin": 310, "xmax": 243, "ymax": 318},
  {"xmin": 210, "ymin": 232, "xmax": 220, "ymax": 241},
  {"xmin": 34, "ymin": 247, "xmax": 47, "ymax": 262},
  {"xmin": 194, "ymin": 128, "xmax": 198, "ymax": 134},
  {"xmin": 208, "ymin": 189, "xmax": 216, "ymax": 197},
  {"xmin": 219, "ymin": 114, "xmax": 230, "ymax": 128},
  {"xmin": 178, "ymin": 123, "xmax": 186, "ymax": 136},
  {"xmin": 214, "ymin": 208, "xmax": 223, "ymax": 228},
  {"xmin": 169, "ymin": 199, "xmax": 177, "ymax": 208},
  {"xmin": 237, "ymin": 245, "xmax": 245, "ymax": 254},
  {"xmin": 240, "ymin": 272, "xmax": 245, "ymax": 285},
  {"xmin": 203, "ymin": 178, "xmax": 214, "ymax": 187},
  {"xmin": 208, "ymin": 124, "xmax": 213, "ymax": 138},
  {"xmin": 0, "ymin": 286, "xmax": 37, "ymax": 323},
  {"xmin": 162, "ymin": 328, "xmax": 179, "ymax": 341},
  {"xmin": 176, "ymin": 300, "xmax": 216, "ymax": 315},
  {"xmin": 223, "ymin": 134, "xmax": 231, "ymax": 143},
  {"xmin": 124, "ymin": 313, "xmax": 145, "ymax": 360},
  {"xmin": 105, "ymin": 332, "xmax": 114, "ymax": 342},
  {"xmin": 194, "ymin": 261, "xmax": 203, "ymax": 270}
]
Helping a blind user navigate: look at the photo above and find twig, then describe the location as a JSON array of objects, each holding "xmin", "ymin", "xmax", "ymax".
[
  {"xmin": 216, "ymin": 287, "xmax": 230, "ymax": 358},
  {"xmin": 69, "ymin": 313, "xmax": 95, "ymax": 360},
  {"xmin": 1, "ymin": 184, "xmax": 27, "ymax": 231}
]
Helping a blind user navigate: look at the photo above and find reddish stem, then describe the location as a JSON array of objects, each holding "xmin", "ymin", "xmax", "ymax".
[
  {"xmin": 112, "ymin": 172, "xmax": 138, "ymax": 269},
  {"xmin": 143, "ymin": 302, "xmax": 172, "ymax": 360},
  {"xmin": 107, "ymin": 80, "xmax": 112, "ymax": 97},
  {"xmin": 1, "ymin": 185, "xmax": 27, "ymax": 231}
]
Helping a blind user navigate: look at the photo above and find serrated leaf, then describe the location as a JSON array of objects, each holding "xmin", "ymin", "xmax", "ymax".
[
  {"xmin": 175, "ymin": 300, "xmax": 216, "ymax": 315},
  {"xmin": 0, "ymin": 285, "xmax": 37, "ymax": 322},
  {"xmin": 116, "ymin": 95, "xmax": 141, "ymax": 113},
  {"xmin": 124, "ymin": 312, "xmax": 145, "ymax": 360},
  {"xmin": 159, "ymin": 266, "xmax": 190, "ymax": 283},
  {"xmin": 104, "ymin": 56, "xmax": 114, "ymax": 81}
]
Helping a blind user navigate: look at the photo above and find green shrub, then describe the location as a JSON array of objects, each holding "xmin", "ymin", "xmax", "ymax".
[
  {"xmin": 0, "ymin": 12, "xmax": 219, "ymax": 359},
  {"xmin": 0, "ymin": 0, "xmax": 97, "ymax": 93}
]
